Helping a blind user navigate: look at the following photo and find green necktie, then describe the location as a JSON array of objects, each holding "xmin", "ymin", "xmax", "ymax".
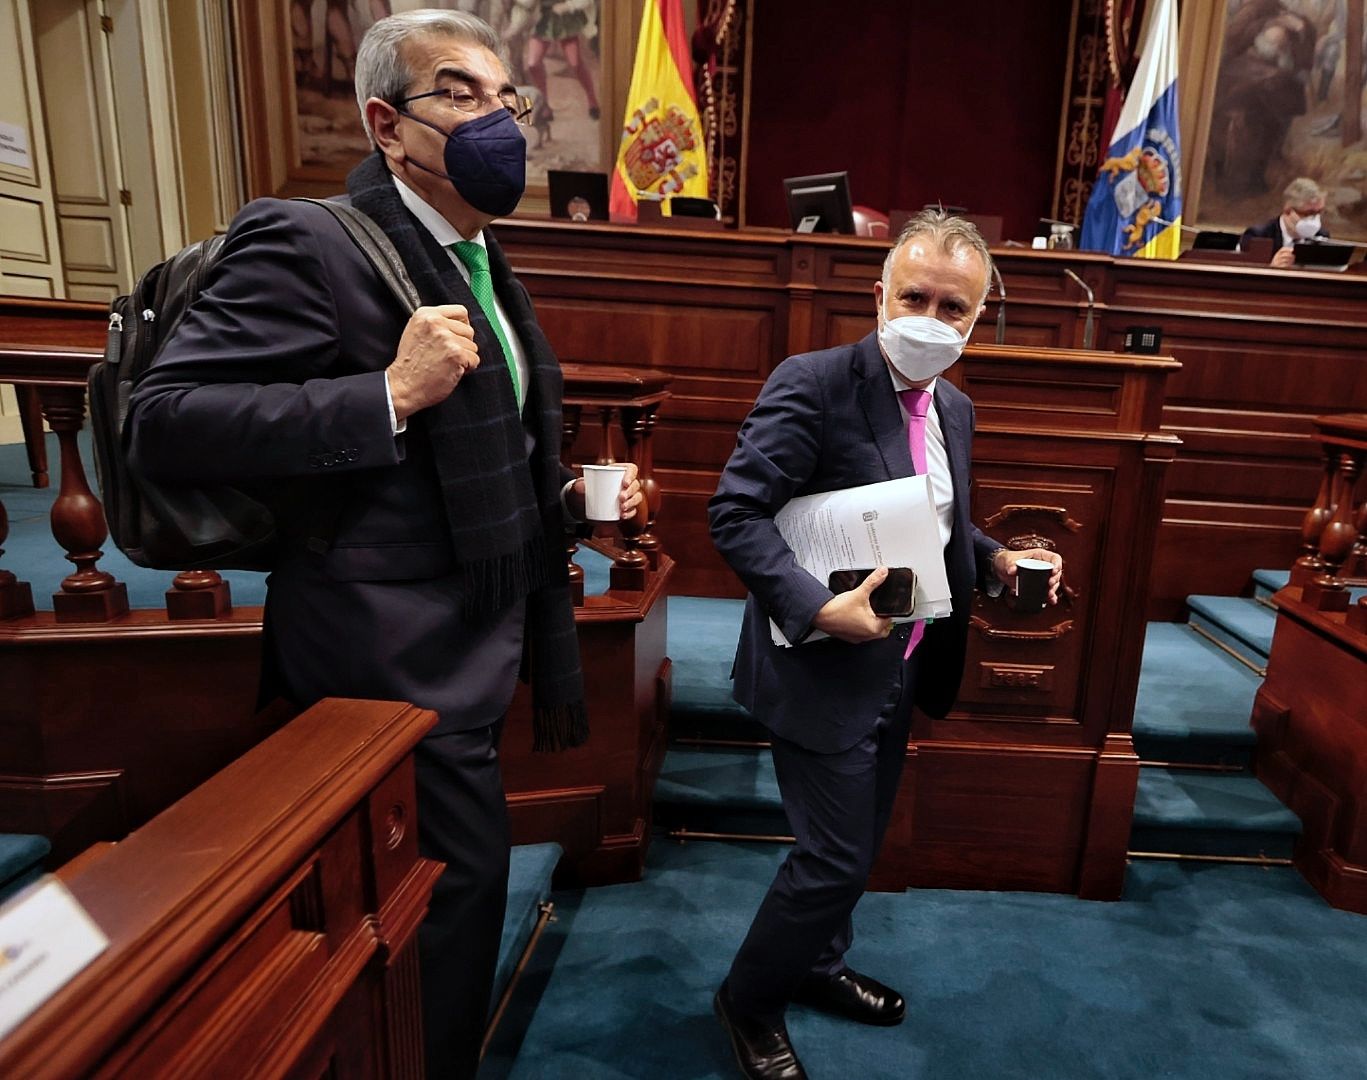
[{"xmin": 450, "ymin": 240, "xmax": 522, "ymax": 409}]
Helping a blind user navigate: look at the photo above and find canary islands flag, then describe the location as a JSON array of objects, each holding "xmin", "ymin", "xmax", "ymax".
[
  {"xmin": 1080, "ymin": 0, "xmax": 1182, "ymax": 259},
  {"xmin": 609, "ymin": 0, "xmax": 710, "ymax": 221}
]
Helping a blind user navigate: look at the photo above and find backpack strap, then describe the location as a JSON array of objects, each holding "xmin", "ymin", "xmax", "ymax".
[
  {"xmin": 295, "ymin": 197, "xmax": 420, "ymax": 315},
  {"xmin": 291, "ymin": 197, "xmax": 422, "ymax": 556}
]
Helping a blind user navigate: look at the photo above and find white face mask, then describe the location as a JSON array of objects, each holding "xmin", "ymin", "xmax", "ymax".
[
  {"xmin": 1293, "ymin": 214, "xmax": 1322, "ymax": 239},
  {"xmin": 877, "ymin": 308, "xmax": 968, "ymax": 384}
]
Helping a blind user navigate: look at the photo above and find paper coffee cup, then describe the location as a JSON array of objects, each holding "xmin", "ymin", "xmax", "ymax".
[
  {"xmin": 1014, "ymin": 557, "xmax": 1054, "ymax": 613},
  {"xmin": 582, "ymin": 463, "xmax": 628, "ymax": 522}
]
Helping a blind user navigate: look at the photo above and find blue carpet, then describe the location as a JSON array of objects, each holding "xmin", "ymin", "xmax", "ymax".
[
  {"xmin": 494, "ymin": 843, "xmax": 563, "ymax": 1016},
  {"xmin": 1131, "ymin": 623, "xmax": 1261, "ymax": 763},
  {"xmin": 1186, "ymin": 596, "xmax": 1275, "ymax": 662},
  {"xmin": 1252, "ymin": 569, "xmax": 1290, "ymax": 597},
  {"xmin": 667, "ymin": 597, "xmax": 749, "ymax": 719},
  {"xmin": 485, "ymin": 838, "xmax": 1367, "ymax": 1079},
  {"xmin": 0, "ymin": 834, "xmax": 50, "ymax": 903},
  {"xmin": 1131, "ymin": 770, "xmax": 1300, "ymax": 858},
  {"xmin": 654, "ymin": 747, "xmax": 788, "ymax": 838}
]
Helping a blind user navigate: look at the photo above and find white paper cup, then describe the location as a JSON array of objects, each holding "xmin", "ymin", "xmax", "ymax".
[{"xmin": 582, "ymin": 463, "xmax": 628, "ymax": 522}]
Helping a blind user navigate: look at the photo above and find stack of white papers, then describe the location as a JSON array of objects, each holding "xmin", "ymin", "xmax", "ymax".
[{"xmin": 769, "ymin": 475, "xmax": 952, "ymax": 647}]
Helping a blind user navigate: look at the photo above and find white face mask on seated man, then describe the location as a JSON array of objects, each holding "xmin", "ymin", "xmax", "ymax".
[
  {"xmin": 1293, "ymin": 214, "xmax": 1323, "ymax": 239},
  {"xmin": 877, "ymin": 310, "xmax": 968, "ymax": 384}
]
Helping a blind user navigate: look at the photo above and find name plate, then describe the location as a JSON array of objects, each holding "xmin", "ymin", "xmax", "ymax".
[{"xmin": 0, "ymin": 878, "xmax": 108, "ymax": 1041}]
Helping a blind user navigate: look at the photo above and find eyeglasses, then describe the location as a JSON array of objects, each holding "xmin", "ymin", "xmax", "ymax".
[{"xmin": 398, "ymin": 85, "xmax": 533, "ymax": 125}]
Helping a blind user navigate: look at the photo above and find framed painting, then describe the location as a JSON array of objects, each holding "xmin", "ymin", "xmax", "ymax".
[
  {"xmin": 1184, "ymin": 0, "xmax": 1367, "ymax": 239},
  {"xmin": 232, "ymin": 0, "xmax": 640, "ymax": 213}
]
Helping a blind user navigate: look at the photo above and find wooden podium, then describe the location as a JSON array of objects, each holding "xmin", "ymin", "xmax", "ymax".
[{"xmin": 870, "ymin": 344, "xmax": 1180, "ymax": 899}]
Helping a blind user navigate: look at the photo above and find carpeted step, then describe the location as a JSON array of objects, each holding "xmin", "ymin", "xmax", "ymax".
[
  {"xmin": 1185, "ymin": 595, "xmax": 1275, "ymax": 667},
  {"xmin": 1252, "ymin": 568, "xmax": 1290, "ymax": 601},
  {"xmin": 1131, "ymin": 623, "xmax": 1260, "ymax": 767},
  {"xmin": 492, "ymin": 842, "xmax": 563, "ymax": 1014},
  {"xmin": 0, "ymin": 833, "xmax": 50, "ymax": 903},
  {"xmin": 653, "ymin": 746, "xmax": 790, "ymax": 839},
  {"xmin": 666, "ymin": 596, "xmax": 762, "ymax": 742},
  {"xmin": 1129, "ymin": 768, "xmax": 1300, "ymax": 859}
]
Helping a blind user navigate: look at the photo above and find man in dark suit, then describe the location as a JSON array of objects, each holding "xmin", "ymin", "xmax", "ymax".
[
  {"xmin": 129, "ymin": 10, "xmax": 637, "ymax": 1078},
  {"xmin": 1241, "ymin": 176, "xmax": 1329, "ymax": 268},
  {"xmin": 708, "ymin": 211, "xmax": 1062, "ymax": 1080}
]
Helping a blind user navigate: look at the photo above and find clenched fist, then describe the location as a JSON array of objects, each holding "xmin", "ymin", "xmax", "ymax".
[{"xmin": 387, "ymin": 305, "xmax": 480, "ymax": 421}]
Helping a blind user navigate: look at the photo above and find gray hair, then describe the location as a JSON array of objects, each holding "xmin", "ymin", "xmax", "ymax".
[
  {"xmin": 1282, "ymin": 176, "xmax": 1325, "ymax": 209},
  {"xmin": 881, "ymin": 208, "xmax": 995, "ymax": 305},
  {"xmin": 355, "ymin": 10, "xmax": 509, "ymax": 144}
]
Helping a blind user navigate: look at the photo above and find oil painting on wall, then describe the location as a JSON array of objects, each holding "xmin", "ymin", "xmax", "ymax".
[
  {"xmin": 288, "ymin": 0, "xmax": 607, "ymax": 187},
  {"xmin": 1198, "ymin": 0, "xmax": 1367, "ymax": 237}
]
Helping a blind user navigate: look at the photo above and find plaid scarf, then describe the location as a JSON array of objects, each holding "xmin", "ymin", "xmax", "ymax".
[{"xmin": 347, "ymin": 152, "xmax": 586, "ymax": 751}]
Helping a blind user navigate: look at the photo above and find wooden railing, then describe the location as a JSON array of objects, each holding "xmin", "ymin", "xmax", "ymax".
[
  {"xmin": 561, "ymin": 362, "xmax": 672, "ymax": 600},
  {"xmin": 1290, "ymin": 413, "xmax": 1367, "ymax": 631},
  {"xmin": 0, "ymin": 698, "xmax": 440, "ymax": 1078},
  {"xmin": 0, "ymin": 339, "xmax": 672, "ymax": 619}
]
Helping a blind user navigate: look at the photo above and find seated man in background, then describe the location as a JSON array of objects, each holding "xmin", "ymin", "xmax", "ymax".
[
  {"xmin": 708, "ymin": 210, "xmax": 1062, "ymax": 1080},
  {"xmin": 1241, "ymin": 176, "xmax": 1329, "ymax": 268}
]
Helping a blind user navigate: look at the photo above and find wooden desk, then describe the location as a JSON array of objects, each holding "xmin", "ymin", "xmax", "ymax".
[
  {"xmin": 878, "ymin": 345, "xmax": 1180, "ymax": 898},
  {"xmin": 492, "ymin": 221, "xmax": 1367, "ymax": 614}
]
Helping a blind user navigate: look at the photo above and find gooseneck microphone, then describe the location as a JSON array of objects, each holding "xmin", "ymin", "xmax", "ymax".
[
  {"xmin": 991, "ymin": 262, "xmax": 1007, "ymax": 344},
  {"xmin": 1062, "ymin": 268, "xmax": 1096, "ymax": 351}
]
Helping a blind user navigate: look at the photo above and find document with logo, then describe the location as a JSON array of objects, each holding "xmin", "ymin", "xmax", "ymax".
[{"xmin": 770, "ymin": 475, "xmax": 952, "ymax": 647}]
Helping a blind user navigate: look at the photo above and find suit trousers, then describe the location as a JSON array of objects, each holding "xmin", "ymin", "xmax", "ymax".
[
  {"xmin": 726, "ymin": 653, "xmax": 918, "ymax": 1025},
  {"xmin": 414, "ymin": 722, "xmax": 511, "ymax": 1080}
]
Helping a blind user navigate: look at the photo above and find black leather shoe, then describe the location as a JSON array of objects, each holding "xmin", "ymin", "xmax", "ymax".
[
  {"xmin": 713, "ymin": 982, "xmax": 808, "ymax": 1079},
  {"xmin": 791, "ymin": 968, "xmax": 906, "ymax": 1026}
]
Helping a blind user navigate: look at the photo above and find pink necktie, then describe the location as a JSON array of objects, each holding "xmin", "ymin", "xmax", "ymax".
[{"xmin": 897, "ymin": 388, "xmax": 932, "ymax": 658}]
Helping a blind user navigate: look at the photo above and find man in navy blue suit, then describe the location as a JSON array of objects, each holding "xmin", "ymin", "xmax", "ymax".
[
  {"xmin": 130, "ymin": 10, "xmax": 637, "ymax": 1077},
  {"xmin": 709, "ymin": 210, "xmax": 1062, "ymax": 1080},
  {"xmin": 1240, "ymin": 176, "xmax": 1329, "ymax": 268}
]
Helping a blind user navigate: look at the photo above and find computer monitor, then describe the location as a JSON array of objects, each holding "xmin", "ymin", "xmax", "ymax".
[
  {"xmin": 783, "ymin": 172, "xmax": 855, "ymax": 235},
  {"xmin": 548, "ymin": 170, "xmax": 609, "ymax": 222},
  {"xmin": 1292, "ymin": 240, "xmax": 1356, "ymax": 270},
  {"xmin": 669, "ymin": 196, "xmax": 719, "ymax": 219},
  {"xmin": 1192, "ymin": 230, "xmax": 1241, "ymax": 251}
]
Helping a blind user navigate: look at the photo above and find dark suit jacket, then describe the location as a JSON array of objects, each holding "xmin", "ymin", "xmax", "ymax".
[
  {"xmin": 1240, "ymin": 215, "xmax": 1329, "ymax": 245},
  {"xmin": 708, "ymin": 333, "xmax": 1000, "ymax": 753},
  {"xmin": 130, "ymin": 196, "xmax": 563, "ymax": 733}
]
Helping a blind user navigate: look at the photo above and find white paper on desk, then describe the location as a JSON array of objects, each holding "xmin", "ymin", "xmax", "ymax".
[{"xmin": 769, "ymin": 475, "xmax": 952, "ymax": 647}]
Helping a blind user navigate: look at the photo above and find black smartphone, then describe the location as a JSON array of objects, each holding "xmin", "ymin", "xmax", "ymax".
[{"xmin": 827, "ymin": 567, "xmax": 917, "ymax": 617}]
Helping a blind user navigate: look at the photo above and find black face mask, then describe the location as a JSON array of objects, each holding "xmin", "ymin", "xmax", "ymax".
[{"xmin": 399, "ymin": 106, "xmax": 527, "ymax": 218}]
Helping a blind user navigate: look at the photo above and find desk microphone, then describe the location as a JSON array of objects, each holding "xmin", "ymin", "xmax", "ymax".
[
  {"xmin": 990, "ymin": 262, "xmax": 1007, "ymax": 344},
  {"xmin": 1149, "ymin": 215, "xmax": 1201, "ymax": 234},
  {"xmin": 1062, "ymin": 268, "xmax": 1096, "ymax": 350}
]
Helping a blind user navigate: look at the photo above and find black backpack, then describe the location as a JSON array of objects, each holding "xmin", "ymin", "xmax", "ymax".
[{"xmin": 87, "ymin": 198, "xmax": 420, "ymax": 571}]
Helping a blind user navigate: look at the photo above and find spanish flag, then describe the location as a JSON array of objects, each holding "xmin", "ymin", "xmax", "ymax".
[{"xmin": 608, "ymin": 0, "xmax": 710, "ymax": 222}]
